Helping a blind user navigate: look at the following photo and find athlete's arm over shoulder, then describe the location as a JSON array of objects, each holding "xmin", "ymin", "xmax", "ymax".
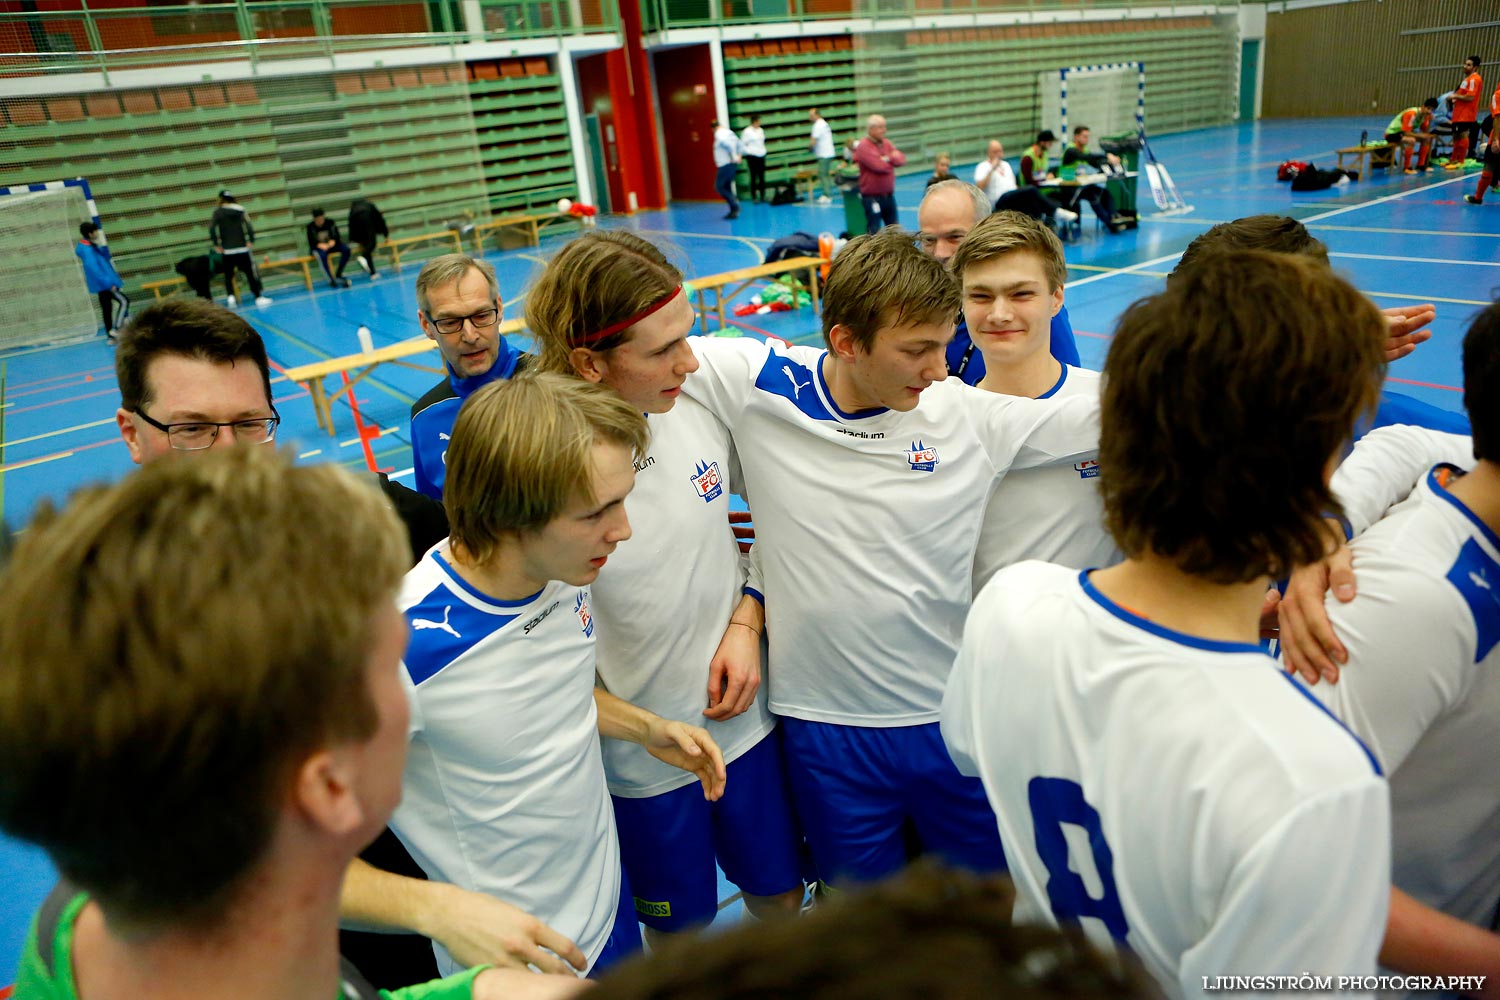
[
  {"xmin": 682, "ymin": 335, "xmax": 777, "ymax": 427},
  {"xmin": 1333, "ymin": 425, "xmax": 1473, "ymax": 538},
  {"xmin": 969, "ymin": 387, "xmax": 1100, "ymax": 476},
  {"xmin": 1179, "ymin": 777, "xmax": 1390, "ymax": 991}
]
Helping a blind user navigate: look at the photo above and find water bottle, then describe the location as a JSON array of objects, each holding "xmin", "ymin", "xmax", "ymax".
[
  {"xmin": 357, "ymin": 324, "xmax": 374, "ymax": 354},
  {"xmin": 818, "ymin": 231, "xmax": 834, "ymax": 281}
]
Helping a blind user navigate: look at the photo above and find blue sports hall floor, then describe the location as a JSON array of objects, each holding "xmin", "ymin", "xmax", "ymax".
[{"xmin": 2, "ymin": 114, "xmax": 1497, "ymax": 988}]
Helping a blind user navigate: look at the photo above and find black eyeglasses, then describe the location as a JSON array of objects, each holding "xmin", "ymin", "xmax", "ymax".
[
  {"xmin": 134, "ymin": 407, "xmax": 281, "ymax": 451},
  {"xmin": 425, "ymin": 308, "xmax": 500, "ymax": 335}
]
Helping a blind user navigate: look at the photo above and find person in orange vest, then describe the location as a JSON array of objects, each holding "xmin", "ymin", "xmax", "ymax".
[
  {"xmin": 1446, "ymin": 55, "xmax": 1483, "ymax": 168},
  {"xmin": 1462, "ymin": 80, "xmax": 1500, "ymax": 204},
  {"xmin": 1384, "ymin": 97, "xmax": 1438, "ymax": 174}
]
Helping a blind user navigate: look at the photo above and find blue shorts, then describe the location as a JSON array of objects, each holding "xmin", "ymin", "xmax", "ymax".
[
  {"xmin": 588, "ymin": 871, "xmax": 641, "ymax": 977},
  {"xmin": 611, "ymin": 729, "xmax": 804, "ymax": 932},
  {"xmin": 779, "ymin": 718, "xmax": 1006, "ymax": 889}
]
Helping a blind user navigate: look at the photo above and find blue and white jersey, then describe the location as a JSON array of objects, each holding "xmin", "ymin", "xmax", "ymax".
[
  {"xmin": 943, "ymin": 562, "xmax": 1390, "ymax": 998},
  {"xmin": 408, "ymin": 341, "xmax": 523, "ymax": 500},
  {"xmin": 1310, "ymin": 467, "xmax": 1500, "ymax": 930},
  {"xmin": 1331, "ymin": 424, "xmax": 1474, "ymax": 537},
  {"xmin": 972, "ymin": 366, "xmax": 1118, "ymax": 594},
  {"xmin": 391, "ymin": 545, "xmax": 620, "ymax": 974},
  {"xmin": 683, "ymin": 336, "xmax": 1098, "ymax": 727},
  {"xmin": 594, "ymin": 394, "xmax": 775, "ymax": 797}
]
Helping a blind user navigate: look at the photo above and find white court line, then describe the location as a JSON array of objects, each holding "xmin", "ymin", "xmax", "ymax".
[
  {"xmin": 1067, "ymin": 251, "xmax": 1185, "ymax": 287},
  {"xmin": 299, "ymin": 449, "xmax": 323, "ymax": 459},
  {"xmin": 388, "ymin": 466, "xmax": 415, "ymax": 480},
  {"xmin": 0, "ymin": 417, "xmax": 115, "ymax": 448},
  {"xmin": 1301, "ymin": 172, "xmax": 1471, "ymax": 222},
  {"xmin": 1331, "ymin": 251, "xmax": 1500, "ymax": 267},
  {"xmin": 1366, "ymin": 291, "xmax": 1494, "ymax": 307},
  {"xmin": 1147, "ymin": 215, "xmax": 1500, "ymax": 239}
]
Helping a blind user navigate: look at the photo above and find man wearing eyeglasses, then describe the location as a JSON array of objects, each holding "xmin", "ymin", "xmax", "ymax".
[
  {"xmin": 115, "ymin": 297, "xmax": 283, "ymax": 464},
  {"xmin": 410, "ymin": 254, "xmax": 525, "ymax": 501}
]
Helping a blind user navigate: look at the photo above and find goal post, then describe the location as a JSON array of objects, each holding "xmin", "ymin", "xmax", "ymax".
[
  {"xmin": 1038, "ymin": 62, "xmax": 1145, "ymax": 144},
  {"xmin": 0, "ymin": 178, "xmax": 103, "ymax": 350}
]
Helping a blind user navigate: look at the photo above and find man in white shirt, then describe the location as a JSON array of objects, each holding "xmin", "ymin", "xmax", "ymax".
[
  {"xmin": 943, "ymin": 251, "xmax": 1393, "ymax": 998},
  {"xmin": 808, "ymin": 107, "xmax": 835, "ymax": 204},
  {"xmin": 393, "ymin": 373, "xmax": 726, "ymax": 978},
  {"xmin": 950, "ymin": 211, "xmax": 1118, "ymax": 593},
  {"xmin": 712, "ymin": 119, "xmax": 741, "ymax": 220},
  {"xmin": 681, "ymin": 227, "xmax": 1099, "ymax": 893},
  {"xmin": 974, "ymin": 139, "xmax": 1073, "ymax": 222},
  {"xmin": 740, "ymin": 113, "xmax": 767, "ymax": 203}
]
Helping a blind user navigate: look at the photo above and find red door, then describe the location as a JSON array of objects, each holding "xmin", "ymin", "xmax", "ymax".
[{"xmin": 651, "ymin": 44, "xmax": 719, "ymax": 201}]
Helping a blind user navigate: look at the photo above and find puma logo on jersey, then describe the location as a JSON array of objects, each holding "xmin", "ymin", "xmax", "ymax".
[
  {"xmin": 1471, "ymin": 571, "xmax": 1491, "ymax": 592},
  {"xmin": 411, "ymin": 605, "xmax": 461, "ymax": 638},
  {"xmin": 439, "ymin": 432, "xmax": 450, "ymax": 466},
  {"xmin": 783, "ymin": 365, "xmax": 810, "ymax": 399},
  {"xmin": 690, "ymin": 460, "xmax": 723, "ymax": 503},
  {"xmin": 906, "ymin": 440, "xmax": 939, "ymax": 473}
]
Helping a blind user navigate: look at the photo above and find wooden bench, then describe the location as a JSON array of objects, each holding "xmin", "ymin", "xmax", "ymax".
[
  {"xmin": 382, "ymin": 230, "xmax": 464, "ymax": 273},
  {"xmin": 1335, "ymin": 143, "xmax": 1397, "ymax": 176},
  {"xmin": 792, "ymin": 168, "xmax": 819, "ymax": 202},
  {"xmin": 685, "ymin": 256, "xmax": 824, "ymax": 335},
  {"xmin": 141, "ymin": 255, "xmax": 316, "ymax": 299},
  {"xmin": 470, "ymin": 212, "xmax": 578, "ymax": 254},
  {"xmin": 284, "ymin": 318, "xmax": 526, "ymax": 435}
]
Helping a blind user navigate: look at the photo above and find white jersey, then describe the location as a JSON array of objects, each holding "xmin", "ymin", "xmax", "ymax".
[
  {"xmin": 1332, "ymin": 424, "xmax": 1474, "ymax": 536},
  {"xmin": 392, "ymin": 547, "xmax": 620, "ymax": 974},
  {"xmin": 972, "ymin": 366, "xmax": 1119, "ymax": 594},
  {"xmin": 593, "ymin": 395, "xmax": 774, "ymax": 797},
  {"xmin": 683, "ymin": 336, "xmax": 1098, "ymax": 726},
  {"xmin": 1310, "ymin": 467, "xmax": 1500, "ymax": 929},
  {"xmin": 810, "ymin": 117, "xmax": 835, "ymax": 159},
  {"xmin": 973, "ymin": 157, "xmax": 1016, "ymax": 202},
  {"xmin": 942, "ymin": 562, "xmax": 1390, "ymax": 998}
]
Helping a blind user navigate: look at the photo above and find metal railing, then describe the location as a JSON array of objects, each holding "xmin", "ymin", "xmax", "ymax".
[
  {"xmin": 1, "ymin": 0, "xmax": 617, "ymax": 79},
  {"xmin": 645, "ymin": 0, "xmax": 1237, "ymax": 32}
]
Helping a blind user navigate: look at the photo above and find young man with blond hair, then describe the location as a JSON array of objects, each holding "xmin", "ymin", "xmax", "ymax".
[
  {"xmin": 410, "ymin": 253, "xmax": 525, "ymax": 499},
  {"xmin": 950, "ymin": 211, "xmax": 1118, "ymax": 592},
  {"xmin": 943, "ymin": 252, "xmax": 1392, "ymax": 995},
  {"xmin": 0, "ymin": 448, "xmax": 571, "ymax": 1000},
  {"xmin": 682, "ymin": 226, "xmax": 1098, "ymax": 892},
  {"xmin": 394, "ymin": 372, "xmax": 726, "ymax": 978}
]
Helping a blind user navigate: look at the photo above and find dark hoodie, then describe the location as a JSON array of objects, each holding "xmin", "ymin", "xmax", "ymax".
[{"xmin": 210, "ymin": 202, "xmax": 255, "ymax": 253}]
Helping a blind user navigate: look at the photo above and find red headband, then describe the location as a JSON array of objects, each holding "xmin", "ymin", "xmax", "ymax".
[{"xmin": 570, "ymin": 286, "xmax": 683, "ymax": 348}]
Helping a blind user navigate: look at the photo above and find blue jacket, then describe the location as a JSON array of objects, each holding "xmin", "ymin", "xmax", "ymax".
[
  {"xmin": 410, "ymin": 338, "xmax": 524, "ymax": 499},
  {"xmin": 945, "ymin": 304, "xmax": 1081, "ymax": 385},
  {"xmin": 75, "ymin": 241, "xmax": 122, "ymax": 294},
  {"xmin": 1363, "ymin": 390, "xmax": 1471, "ymax": 438}
]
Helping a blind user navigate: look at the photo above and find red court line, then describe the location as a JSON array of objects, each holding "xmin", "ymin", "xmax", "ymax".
[
  {"xmin": 4, "ymin": 386, "xmax": 119, "ymax": 416},
  {"xmin": 0, "ymin": 434, "xmax": 118, "ymax": 473},
  {"xmin": 1075, "ymin": 329, "xmax": 1110, "ymax": 340},
  {"xmin": 5, "ymin": 372, "xmax": 119, "ymax": 401},
  {"xmin": 2, "ymin": 364, "xmax": 115, "ymax": 392},
  {"xmin": 1388, "ymin": 375, "xmax": 1461, "ymax": 393},
  {"xmin": 2, "ymin": 980, "xmax": 14, "ymax": 998}
]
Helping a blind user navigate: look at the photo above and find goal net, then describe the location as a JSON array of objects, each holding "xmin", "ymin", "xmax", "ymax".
[
  {"xmin": 1038, "ymin": 63, "xmax": 1144, "ymax": 143},
  {"xmin": 0, "ymin": 179, "xmax": 101, "ymax": 350}
]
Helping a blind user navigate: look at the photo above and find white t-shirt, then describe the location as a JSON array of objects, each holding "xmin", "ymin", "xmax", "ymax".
[
  {"xmin": 973, "ymin": 366, "xmax": 1119, "ymax": 594},
  {"xmin": 740, "ymin": 125, "xmax": 766, "ymax": 158},
  {"xmin": 682, "ymin": 337, "xmax": 1098, "ymax": 726},
  {"xmin": 943, "ymin": 562, "xmax": 1390, "ymax": 999},
  {"xmin": 593, "ymin": 395, "xmax": 775, "ymax": 797},
  {"xmin": 810, "ymin": 117, "xmax": 835, "ymax": 159},
  {"xmin": 713, "ymin": 127, "xmax": 740, "ymax": 168},
  {"xmin": 1310, "ymin": 467, "xmax": 1500, "ymax": 929},
  {"xmin": 392, "ymin": 548, "xmax": 620, "ymax": 974},
  {"xmin": 973, "ymin": 157, "xmax": 1016, "ymax": 202}
]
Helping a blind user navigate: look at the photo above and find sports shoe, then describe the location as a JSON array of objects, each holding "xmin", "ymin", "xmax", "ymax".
[
  {"xmin": 254, "ymin": 295, "xmax": 273, "ymax": 307},
  {"xmin": 1445, "ymin": 161, "xmax": 1466, "ymax": 170},
  {"xmin": 340, "ymin": 277, "xmax": 351, "ymax": 288},
  {"xmin": 816, "ymin": 194, "xmax": 832, "ymax": 205},
  {"xmin": 1404, "ymin": 168, "xmax": 1418, "ymax": 175},
  {"xmin": 1054, "ymin": 207, "xmax": 1079, "ymax": 223},
  {"xmin": 1465, "ymin": 194, "xmax": 1483, "ymax": 205},
  {"xmin": 329, "ymin": 279, "xmax": 341, "ymax": 289},
  {"xmin": 225, "ymin": 295, "xmax": 237, "ymax": 307}
]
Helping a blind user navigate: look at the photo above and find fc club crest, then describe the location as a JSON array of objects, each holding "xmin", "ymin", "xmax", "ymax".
[
  {"xmin": 905, "ymin": 440, "xmax": 939, "ymax": 473},
  {"xmin": 574, "ymin": 591, "xmax": 594, "ymax": 638},
  {"xmin": 1074, "ymin": 459, "xmax": 1100, "ymax": 479},
  {"xmin": 690, "ymin": 459, "xmax": 724, "ymax": 502}
]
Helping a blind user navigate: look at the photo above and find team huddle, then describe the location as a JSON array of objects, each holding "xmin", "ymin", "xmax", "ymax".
[{"xmin": 3, "ymin": 210, "xmax": 1499, "ymax": 1000}]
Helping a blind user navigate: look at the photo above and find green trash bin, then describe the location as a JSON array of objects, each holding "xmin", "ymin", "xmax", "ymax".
[
  {"xmin": 836, "ymin": 164, "xmax": 865, "ymax": 236},
  {"xmin": 1099, "ymin": 133, "xmax": 1143, "ymax": 224}
]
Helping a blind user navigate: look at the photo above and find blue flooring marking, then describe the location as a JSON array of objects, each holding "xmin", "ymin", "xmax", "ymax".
[{"xmin": 1, "ymin": 114, "xmax": 1495, "ymax": 984}]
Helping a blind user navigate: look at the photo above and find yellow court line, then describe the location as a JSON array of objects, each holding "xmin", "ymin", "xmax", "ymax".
[
  {"xmin": 0, "ymin": 452, "xmax": 74, "ymax": 474},
  {"xmin": 0, "ymin": 417, "xmax": 116, "ymax": 449},
  {"xmin": 299, "ymin": 449, "xmax": 323, "ymax": 459},
  {"xmin": 1365, "ymin": 291, "xmax": 1494, "ymax": 307}
]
